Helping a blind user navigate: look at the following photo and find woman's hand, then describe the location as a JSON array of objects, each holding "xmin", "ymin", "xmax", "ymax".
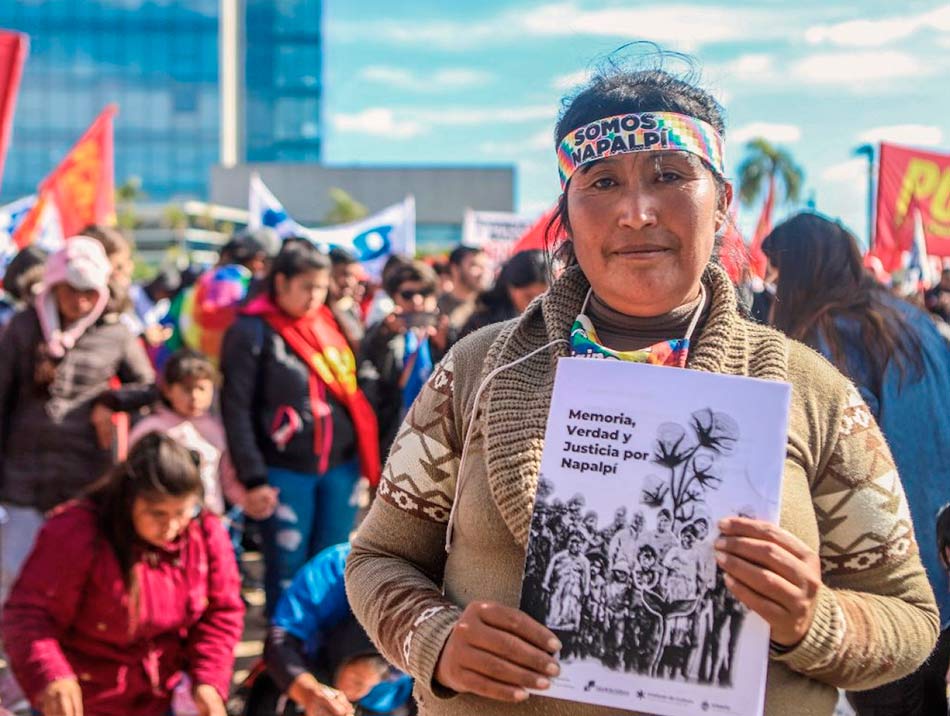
[
  {"xmin": 434, "ymin": 601, "xmax": 561, "ymax": 703},
  {"xmin": 243, "ymin": 485, "xmax": 280, "ymax": 520},
  {"xmin": 714, "ymin": 516, "xmax": 822, "ymax": 647},
  {"xmin": 193, "ymin": 683, "xmax": 227, "ymax": 716},
  {"xmin": 40, "ymin": 677, "xmax": 83, "ymax": 716},
  {"xmin": 89, "ymin": 403, "xmax": 114, "ymax": 450},
  {"xmin": 288, "ymin": 673, "xmax": 354, "ymax": 716}
]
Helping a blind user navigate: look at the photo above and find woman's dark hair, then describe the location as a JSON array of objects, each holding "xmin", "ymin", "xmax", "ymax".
[
  {"xmin": 85, "ymin": 433, "xmax": 203, "ymax": 624},
  {"xmin": 472, "ymin": 250, "xmax": 549, "ymax": 317},
  {"xmin": 936, "ymin": 503, "xmax": 950, "ymax": 570},
  {"xmin": 3, "ymin": 245, "xmax": 47, "ymax": 301},
  {"xmin": 265, "ymin": 238, "xmax": 331, "ymax": 300},
  {"xmin": 383, "ymin": 260, "xmax": 438, "ymax": 298},
  {"xmin": 81, "ymin": 223, "xmax": 131, "ymax": 257},
  {"xmin": 549, "ymin": 47, "xmax": 728, "ymax": 268},
  {"xmin": 162, "ymin": 348, "xmax": 218, "ymax": 387},
  {"xmin": 762, "ymin": 212, "xmax": 923, "ymax": 394}
]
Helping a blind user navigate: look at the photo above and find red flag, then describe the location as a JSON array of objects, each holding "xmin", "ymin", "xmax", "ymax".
[
  {"xmin": 747, "ymin": 177, "xmax": 775, "ymax": 279},
  {"xmin": 512, "ymin": 206, "xmax": 566, "ymax": 254},
  {"xmin": 14, "ymin": 105, "xmax": 117, "ymax": 247},
  {"xmin": 873, "ymin": 142, "xmax": 950, "ymax": 272},
  {"xmin": 0, "ymin": 30, "xmax": 28, "ymax": 192},
  {"xmin": 718, "ymin": 214, "xmax": 750, "ymax": 284}
]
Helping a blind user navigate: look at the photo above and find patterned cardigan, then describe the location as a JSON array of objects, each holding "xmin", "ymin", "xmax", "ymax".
[{"xmin": 345, "ymin": 263, "xmax": 939, "ymax": 716}]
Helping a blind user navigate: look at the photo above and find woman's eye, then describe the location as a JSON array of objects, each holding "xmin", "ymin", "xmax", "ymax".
[
  {"xmin": 657, "ymin": 171, "xmax": 682, "ymax": 183},
  {"xmin": 592, "ymin": 176, "xmax": 617, "ymax": 189}
]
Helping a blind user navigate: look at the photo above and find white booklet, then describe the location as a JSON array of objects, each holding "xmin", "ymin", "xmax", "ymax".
[{"xmin": 520, "ymin": 357, "xmax": 791, "ymax": 716}]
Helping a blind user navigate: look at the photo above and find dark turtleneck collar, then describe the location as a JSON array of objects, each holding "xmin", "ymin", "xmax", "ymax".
[{"xmin": 585, "ymin": 288, "xmax": 711, "ymax": 352}]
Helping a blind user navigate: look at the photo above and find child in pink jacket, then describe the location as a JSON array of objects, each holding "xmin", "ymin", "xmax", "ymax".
[{"xmin": 2, "ymin": 432, "xmax": 245, "ymax": 716}]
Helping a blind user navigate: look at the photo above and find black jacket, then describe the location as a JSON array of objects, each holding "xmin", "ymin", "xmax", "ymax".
[
  {"xmin": 220, "ymin": 314, "xmax": 356, "ymax": 489},
  {"xmin": 0, "ymin": 307, "xmax": 155, "ymax": 511}
]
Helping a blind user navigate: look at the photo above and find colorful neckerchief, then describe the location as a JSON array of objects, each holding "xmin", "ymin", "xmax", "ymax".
[
  {"xmin": 570, "ymin": 315, "xmax": 690, "ymax": 367},
  {"xmin": 569, "ymin": 286, "xmax": 706, "ymax": 369}
]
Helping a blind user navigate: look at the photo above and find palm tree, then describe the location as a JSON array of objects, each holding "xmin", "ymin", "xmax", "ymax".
[{"xmin": 736, "ymin": 138, "xmax": 804, "ymax": 207}]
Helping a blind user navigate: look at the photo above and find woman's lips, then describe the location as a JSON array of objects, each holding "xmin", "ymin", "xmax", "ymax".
[{"xmin": 613, "ymin": 244, "xmax": 672, "ymax": 258}]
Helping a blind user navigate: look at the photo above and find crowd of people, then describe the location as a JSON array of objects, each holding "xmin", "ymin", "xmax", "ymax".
[{"xmin": 1, "ymin": 58, "xmax": 950, "ymax": 716}]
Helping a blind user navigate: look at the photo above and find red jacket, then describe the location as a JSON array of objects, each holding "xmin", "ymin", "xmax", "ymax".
[{"xmin": 1, "ymin": 501, "xmax": 245, "ymax": 716}]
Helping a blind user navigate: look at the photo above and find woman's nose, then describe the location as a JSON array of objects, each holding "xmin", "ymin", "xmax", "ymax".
[{"xmin": 618, "ymin": 188, "xmax": 659, "ymax": 230}]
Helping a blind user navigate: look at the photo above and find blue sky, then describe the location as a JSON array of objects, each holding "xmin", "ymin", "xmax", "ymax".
[{"xmin": 322, "ymin": 0, "xmax": 950, "ymax": 243}]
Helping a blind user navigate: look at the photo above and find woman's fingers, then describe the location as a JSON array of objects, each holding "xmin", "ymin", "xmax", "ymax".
[
  {"xmin": 718, "ymin": 517, "xmax": 814, "ymax": 562},
  {"xmin": 478, "ymin": 603, "xmax": 561, "ymax": 653},
  {"xmin": 467, "ymin": 625, "xmax": 560, "ymax": 677},
  {"xmin": 434, "ymin": 601, "xmax": 559, "ymax": 701},
  {"xmin": 463, "ymin": 645, "xmax": 552, "ymax": 690},
  {"xmin": 715, "ymin": 535, "xmax": 805, "ymax": 590},
  {"xmin": 456, "ymin": 667, "xmax": 531, "ymax": 702},
  {"xmin": 721, "ymin": 573, "xmax": 788, "ymax": 624},
  {"xmin": 715, "ymin": 549, "xmax": 798, "ymax": 612}
]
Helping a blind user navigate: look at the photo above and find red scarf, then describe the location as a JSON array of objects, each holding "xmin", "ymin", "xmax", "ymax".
[{"xmin": 243, "ymin": 295, "xmax": 381, "ymax": 485}]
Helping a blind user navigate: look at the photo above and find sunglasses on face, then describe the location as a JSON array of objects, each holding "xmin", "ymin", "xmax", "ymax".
[{"xmin": 398, "ymin": 287, "xmax": 435, "ymax": 300}]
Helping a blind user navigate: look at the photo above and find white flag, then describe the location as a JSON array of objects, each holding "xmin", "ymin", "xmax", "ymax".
[
  {"xmin": 305, "ymin": 197, "xmax": 416, "ymax": 281},
  {"xmin": 248, "ymin": 173, "xmax": 312, "ymax": 239},
  {"xmin": 247, "ymin": 174, "xmax": 415, "ymax": 279}
]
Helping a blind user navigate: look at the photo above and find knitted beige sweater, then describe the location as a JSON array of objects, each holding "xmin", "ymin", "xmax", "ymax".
[{"xmin": 345, "ymin": 263, "xmax": 938, "ymax": 716}]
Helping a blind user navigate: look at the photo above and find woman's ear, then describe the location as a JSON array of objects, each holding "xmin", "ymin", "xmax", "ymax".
[{"xmin": 715, "ymin": 182, "xmax": 735, "ymax": 233}]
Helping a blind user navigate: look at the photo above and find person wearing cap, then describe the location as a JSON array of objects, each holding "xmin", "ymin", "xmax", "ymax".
[
  {"xmin": 260, "ymin": 543, "xmax": 414, "ymax": 716},
  {"xmin": 0, "ymin": 236, "xmax": 155, "ymax": 605},
  {"xmin": 346, "ymin": 58, "xmax": 937, "ymax": 715}
]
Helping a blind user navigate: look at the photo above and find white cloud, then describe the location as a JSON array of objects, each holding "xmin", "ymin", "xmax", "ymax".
[
  {"xmin": 522, "ymin": 3, "xmax": 791, "ymax": 51},
  {"xmin": 857, "ymin": 124, "xmax": 944, "ymax": 147},
  {"xmin": 552, "ymin": 70, "xmax": 590, "ymax": 92},
  {"xmin": 360, "ymin": 66, "xmax": 491, "ymax": 92},
  {"xmin": 730, "ymin": 123, "xmax": 802, "ymax": 145},
  {"xmin": 480, "ymin": 128, "xmax": 553, "ymax": 155},
  {"xmin": 331, "ymin": 3, "xmax": 797, "ymax": 52},
  {"xmin": 805, "ymin": 4, "xmax": 950, "ymax": 47},
  {"xmin": 332, "ymin": 104, "xmax": 556, "ymax": 141},
  {"xmin": 710, "ymin": 53, "xmax": 779, "ymax": 83},
  {"xmin": 417, "ymin": 105, "xmax": 556, "ymax": 126},
  {"xmin": 821, "ymin": 158, "xmax": 868, "ymax": 183},
  {"xmin": 790, "ymin": 50, "xmax": 930, "ymax": 86},
  {"xmin": 330, "ymin": 108, "xmax": 424, "ymax": 139}
]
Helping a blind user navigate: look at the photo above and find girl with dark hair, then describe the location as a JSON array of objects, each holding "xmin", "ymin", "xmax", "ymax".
[
  {"xmin": 346, "ymin": 50, "xmax": 937, "ymax": 716},
  {"xmin": 221, "ymin": 238, "xmax": 380, "ymax": 611},
  {"xmin": 762, "ymin": 212, "xmax": 950, "ymax": 715},
  {"xmin": 459, "ymin": 250, "xmax": 550, "ymax": 338},
  {"xmin": 1, "ymin": 432, "xmax": 244, "ymax": 716}
]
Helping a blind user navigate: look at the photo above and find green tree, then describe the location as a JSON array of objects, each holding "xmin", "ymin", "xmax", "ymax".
[
  {"xmin": 323, "ymin": 187, "xmax": 368, "ymax": 225},
  {"xmin": 115, "ymin": 176, "xmax": 146, "ymax": 230},
  {"xmin": 736, "ymin": 138, "xmax": 804, "ymax": 207}
]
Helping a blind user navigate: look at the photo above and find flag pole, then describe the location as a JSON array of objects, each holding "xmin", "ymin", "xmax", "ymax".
[{"xmin": 853, "ymin": 143, "xmax": 875, "ymax": 251}]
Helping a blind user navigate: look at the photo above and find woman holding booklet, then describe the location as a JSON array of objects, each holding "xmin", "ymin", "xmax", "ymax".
[{"xmin": 345, "ymin": 52, "xmax": 938, "ymax": 716}]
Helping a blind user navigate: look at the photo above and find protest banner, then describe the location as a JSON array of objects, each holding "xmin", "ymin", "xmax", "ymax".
[
  {"xmin": 0, "ymin": 29, "xmax": 28, "ymax": 192},
  {"xmin": 512, "ymin": 205, "xmax": 565, "ymax": 254},
  {"xmin": 874, "ymin": 142, "xmax": 950, "ymax": 272},
  {"xmin": 521, "ymin": 358, "xmax": 790, "ymax": 716},
  {"xmin": 249, "ymin": 173, "xmax": 415, "ymax": 280},
  {"xmin": 461, "ymin": 208, "xmax": 537, "ymax": 268}
]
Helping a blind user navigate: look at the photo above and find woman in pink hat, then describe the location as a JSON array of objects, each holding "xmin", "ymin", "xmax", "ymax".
[{"xmin": 0, "ymin": 236, "xmax": 155, "ymax": 605}]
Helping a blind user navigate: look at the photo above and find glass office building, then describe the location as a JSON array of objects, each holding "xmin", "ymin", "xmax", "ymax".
[{"xmin": 0, "ymin": 0, "xmax": 322, "ymax": 203}]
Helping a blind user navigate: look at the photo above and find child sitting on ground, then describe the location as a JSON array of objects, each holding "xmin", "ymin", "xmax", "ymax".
[{"xmin": 129, "ymin": 348, "xmax": 250, "ymax": 516}]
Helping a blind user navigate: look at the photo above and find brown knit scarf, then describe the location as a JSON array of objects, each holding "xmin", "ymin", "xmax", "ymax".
[{"xmin": 477, "ymin": 262, "xmax": 789, "ymax": 548}]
